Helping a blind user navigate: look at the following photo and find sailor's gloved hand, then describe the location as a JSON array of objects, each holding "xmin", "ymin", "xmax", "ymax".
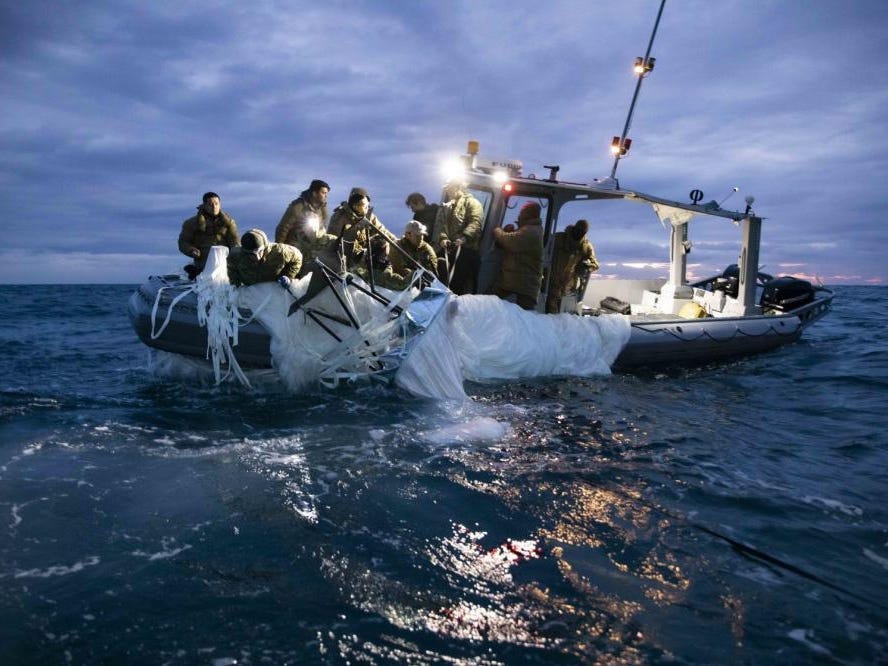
[
  {"xmin": 278, "ymin": 276, "xmax": 291, "ymax": 289},
  {"xmin": 454, "ymin": 237, "xmax": 465, "ymax": 247},
  {"xmin": 189, "ymin": 248, "xmax": 201, "ymax": 258}
]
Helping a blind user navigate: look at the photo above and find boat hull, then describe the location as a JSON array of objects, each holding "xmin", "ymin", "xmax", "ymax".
[
  {"xmin": 127, "ymin": 275, "xmax": 272, "ymax": 367},
  {"xmin": 614, "ymin": 294, "xmax": 833, "ymax": 368},
  {"xmin": 128, "ymin": 276, "xmax": 834, "ymax": 373}
]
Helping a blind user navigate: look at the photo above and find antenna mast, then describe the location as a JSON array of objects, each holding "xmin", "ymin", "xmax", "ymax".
[{"xmin": 609, "ymin": 0, "xmax": 667, "ymax": 181}]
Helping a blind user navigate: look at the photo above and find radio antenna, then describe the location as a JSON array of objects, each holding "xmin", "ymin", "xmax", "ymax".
[{"xmin": 609, "ymin": 0, "xmax": 667, "ymax": 182}]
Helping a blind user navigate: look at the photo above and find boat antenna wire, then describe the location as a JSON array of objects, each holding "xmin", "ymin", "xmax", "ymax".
[{"xmin": 610, "ymin": 0, "xmax": 667, "ymax": 181}]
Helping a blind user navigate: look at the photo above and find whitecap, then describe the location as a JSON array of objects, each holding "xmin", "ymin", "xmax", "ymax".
[
  {"xmin": 801, "ymin": 495, "xmax": 864, "ymax": 517},
  {"xmin": 12, "ymin": 555, "xmax": 101, "ymax": 579},
  {"xmin": 787, "ymin": 628, "xmax": 832, "ymax": 656},
  {"xmin": 862, "ymin": 547, "xmax": 888, "ymax": 570},
  {"xmin": 131, "ymin": 544, "xmax": 192, "ymax": 561}
]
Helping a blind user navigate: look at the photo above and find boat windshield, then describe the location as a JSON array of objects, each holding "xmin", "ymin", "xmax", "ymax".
[{"xmin": 467, "ymin": 186, "xmax": 493, "ymax": 229}]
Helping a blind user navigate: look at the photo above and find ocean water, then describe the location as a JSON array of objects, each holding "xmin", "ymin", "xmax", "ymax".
[{"xmin": 1, "ymin": 284, "xmax": 886, "ymax": 664}]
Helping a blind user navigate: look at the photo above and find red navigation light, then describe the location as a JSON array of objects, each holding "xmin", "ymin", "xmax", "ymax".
[{"xmin": 623, "ymin": 138, "xmax": 632, "ymax": 151}]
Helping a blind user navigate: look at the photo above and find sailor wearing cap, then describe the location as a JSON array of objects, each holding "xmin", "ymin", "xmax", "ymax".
[{"xmin": 390, "ymin": 219, "xmax": 438, "ymax": 279}]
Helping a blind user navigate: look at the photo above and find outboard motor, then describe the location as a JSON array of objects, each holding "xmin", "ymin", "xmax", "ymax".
[
  {"xmin": 760, "ymin": 276, "xmax": 815, "ymax": 312},
  {"xmin": 715, "ymin": 264, "xmax": 775, "ymax": 298},
  {"xmin": 713, "ymin": 265, "xmax": 740, "ymax": 298}
]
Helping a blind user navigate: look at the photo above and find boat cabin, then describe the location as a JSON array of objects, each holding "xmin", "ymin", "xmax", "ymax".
[{"xmin": 442, "ymin": 141, "xmax": 765, "ymax": 319}]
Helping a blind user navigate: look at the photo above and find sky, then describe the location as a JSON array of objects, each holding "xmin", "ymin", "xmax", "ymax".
[{"xmin": 1, "ymin": 0, "xmax": 886, "ymax": 285}]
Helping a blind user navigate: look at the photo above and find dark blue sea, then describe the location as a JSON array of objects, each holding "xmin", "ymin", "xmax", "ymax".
[{"xmin": 1, "ymin": 284, "xmax": 886, "ymax": 664}]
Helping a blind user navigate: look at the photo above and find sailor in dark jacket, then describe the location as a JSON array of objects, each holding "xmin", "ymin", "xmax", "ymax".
[
  {"xmin": 227, "ymin": 229, "xmax": 302, "ymax": 287},
  {"xmin": 546, "ymin": 219, "xmax": 599, "ymax": 313},
  {"xmin": 178, "ymin": 192, "xmax": 239, "ymax": 278}
]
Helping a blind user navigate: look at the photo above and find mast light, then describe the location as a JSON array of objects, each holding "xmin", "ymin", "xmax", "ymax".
[
  {"xmin": 634, "ymin": 56, "xmax": 656, "ymax": 76},
  {"xmin": 610, "ymin": 136, "xmax": 632, "ymax": 156}
]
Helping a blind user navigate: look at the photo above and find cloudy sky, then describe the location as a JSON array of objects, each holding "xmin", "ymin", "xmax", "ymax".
[{"xmin": 1, "ymin": 0, "xmax": 886, "ymax": 285}]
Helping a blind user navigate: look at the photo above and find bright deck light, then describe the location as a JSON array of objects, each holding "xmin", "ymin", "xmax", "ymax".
[
  {"xmin": 492, "ymin": 170, "xmax": 508, "ymax": 184},
  {"xmin": 441, "ymin": 159, "xmax": 465, "ymax": 182}
]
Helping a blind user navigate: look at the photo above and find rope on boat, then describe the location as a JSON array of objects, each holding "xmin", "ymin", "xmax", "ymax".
[{"xmin": 150, "ymin": 284, "xmax": 196, "ymax": 340}]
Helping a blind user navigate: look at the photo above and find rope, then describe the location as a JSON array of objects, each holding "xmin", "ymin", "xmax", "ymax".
[{"xmin": 150, "ymin": 284, "xmax": 196, "ymax": 340}]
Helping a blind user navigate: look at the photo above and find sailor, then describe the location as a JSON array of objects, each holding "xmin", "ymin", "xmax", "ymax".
[
  {"xmin": 546, "ymin": 219, "xmax": 599, "ymax": 314},
  {"xmin": 433, "ymin": 181, "xmax": 483, "ymax": 294},
  {"xmin": 491, "ymin": 201, "xmax": 544, "ymax": 310},
  {"xmin": 390, "ymin": 220, "xmax": 438, "ymax": 279},
  {"xmin": 327, "ymin": 189, "xmax": 398, "ymax": 267},
  {"xmin": 178, "ymin": 192, "xmax": 240, "ymax": 280},
  {"xmin": 275, "ymin": 179, "xmax": 331, "ymax": 246},
  {"xmin": 227, "ymin": 228, "xmax": 303, "ymax": 288},
  {"xmin": 404, "ymin": 192, "xmax": 439, "ymax": 239},
  {"xmin": 354, "ymin": 235, "xmax": 411, "ymax": 291}
]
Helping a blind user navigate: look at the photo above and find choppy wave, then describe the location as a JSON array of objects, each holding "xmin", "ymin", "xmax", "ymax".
[{"xmin": 0, "ymin": 285, "xmax": 886, "ymax": 663}]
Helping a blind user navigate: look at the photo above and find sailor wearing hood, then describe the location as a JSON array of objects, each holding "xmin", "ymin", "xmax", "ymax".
[
  {"xmin": 492, "ymin": 201, "xmax": 544, "ymax": 310},
  {"xmin": 546, "ymin": 219, "xmax": 599, "ymax": 313},
  {"xmin": 227, "ymin": 229, "xmax": 303, "ymax": 287}
]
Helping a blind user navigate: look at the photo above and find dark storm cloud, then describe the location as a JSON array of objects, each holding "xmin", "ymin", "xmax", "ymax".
[{"xmin": 1, "ymin": 0, "xmax": 887, "ymax": 283}]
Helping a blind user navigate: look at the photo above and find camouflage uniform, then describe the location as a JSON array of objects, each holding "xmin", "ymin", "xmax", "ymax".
[
  {"xmin": 547, "ymin": 225, "xmax": 599, "ymax": 313},
  {"xmin": 275, "ymin": 191, "xmax": 329, "ymax": 245},
  {"xmin": 433, "ymin": 192, "xmax": 483, "ymax": 251},
  {"xmin": 178, "ymin": 209, "xmax": 239, "ymax": 269},
  {"xmin": 227, "ymin": 243, "xmax": 303, "ymax": 287},
  {"xmin": 327, "ymin": 204, "xmax": 397, "ymax": 266},
  {"xmin": 432, "ymin": 191, "xmax": 484, "ymax": 294},
  {"xmin": 390, "ymin": 237, "xmax": 438, "ymax": 278}
]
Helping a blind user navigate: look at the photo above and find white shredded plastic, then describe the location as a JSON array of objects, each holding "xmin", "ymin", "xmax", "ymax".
[
  {"xmin": 158, "ymin": 249, "xmax": 631, "ymax": 398},
  {"xmin": 194, "ymin": 247, "xmax": 251, "ymax": 388}
]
